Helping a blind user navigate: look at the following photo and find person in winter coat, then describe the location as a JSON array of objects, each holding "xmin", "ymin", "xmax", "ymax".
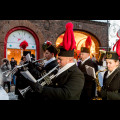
[
  {"xmin": 10, "ymin": 57, "xmax": 17, "ymax": 85},
  {"xmin": 1, "ymin": 58, "xmax": 12, "ymax": 93}
]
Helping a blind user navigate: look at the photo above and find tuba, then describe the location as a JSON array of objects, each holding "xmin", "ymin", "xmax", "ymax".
[{"xmin": 98, "ymin": 49, "xmax": 106, "ymax": 63}]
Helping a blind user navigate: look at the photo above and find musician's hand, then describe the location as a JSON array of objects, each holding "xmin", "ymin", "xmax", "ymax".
[
  {"xmin": 29, "ymin": 81, "xmax": 43, "ymax": 93},
  {"xmin": 27, "ymin": 61, "xmax": 34, "ymax": 70}
]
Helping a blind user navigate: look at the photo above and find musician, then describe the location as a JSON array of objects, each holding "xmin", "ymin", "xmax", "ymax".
[
  {"xmin": 100, "ymin": 51, "xmax": 120, "ymax": 100},
  {"xmin": 78, "ymin": 46, "xmax": 98, "ymax": 100},
  {"xmin": 24, "ymin": 44, "xmax": 59, "ymax": 100},
  {"xmin": 26, "ymin": 22, "xmax": 85, "ymax": 100},
  {"xmin": 40, "ymin": 44, "xmax": 58, "ymax": 73},
  {"xmin": 15, "ymin": 51, "xmax": 31, "ymax": 100},
  {"xmin": 27, "ymin": 44, "xmax": 58, "ymax": 79}
]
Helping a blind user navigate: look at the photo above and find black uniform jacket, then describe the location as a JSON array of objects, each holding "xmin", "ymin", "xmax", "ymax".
[
  {"xmin": 42, "ymin": 60, "xmax": 58, "ymax": 73},
  {"xmin": 78, "ymin": 58, "xmax": 98, "ymax": 100},
  {"xmin": 15, "ymin": 60, "xmax": 58, "ymax": 100},
  {"xmin": 29, "ymin": 59, "xmax": 58, "ymax": 79},
  {"xmin": 101, "ymin": 66, "xmax": 120, "ymax": 100},
  {"xmin": 36, "ymin": 64, "xmax": 85, "ymax": 100}
]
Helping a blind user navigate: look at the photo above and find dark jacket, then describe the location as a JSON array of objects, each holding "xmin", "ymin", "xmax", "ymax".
[
  {"xmin": 24, "ymin": 59, "xmax": 58, "ymax": 100},
  {"xmin": 101, "ymin": 66, "xmax": 120, "ymax": 100},
  {"xmin": 28, "ymin": 59, "xmax": 58, "ymax": 79},
  {"xmin": 78, "ymin": 58, "xmax": 98, "ymax": 100},
  {"xmin": 32, "ymin": 64, "xmax": 85, "ymax": 100},
  {"xmin": 42, "ymin": 60, "xmax": 58, "ymax": 73},
  {"xmin": 10, "ymin": 60, "xmax": 17, "ymax": 70}
]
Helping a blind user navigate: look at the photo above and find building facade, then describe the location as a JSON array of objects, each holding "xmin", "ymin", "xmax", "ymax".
[{"xmin": 0, "ymin": 20, "xmax": 109, "ymax": 65}]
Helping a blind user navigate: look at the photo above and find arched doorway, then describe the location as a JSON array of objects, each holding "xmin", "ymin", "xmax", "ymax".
[
  {"xmin": 4, "ymin": 26, "xmax": 40, "ymax": 65},
  {"xmin": 56, "ymin": 30, "xmax": 100, "ymax": 60}
]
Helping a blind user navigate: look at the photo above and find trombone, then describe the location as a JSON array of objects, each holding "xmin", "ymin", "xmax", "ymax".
[
  {"xmin": 5, "ymin": 58, "xmax": 46, "ymax": 77},
  {"xmin": 19, "ymin": 64, "xmax": 60, "ymax": 98}
]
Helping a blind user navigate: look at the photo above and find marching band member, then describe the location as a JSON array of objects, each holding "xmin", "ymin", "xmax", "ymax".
[
  {"xmin": 100, "ymin": 39, "xmax": 120, "ymax": 100},
  {"xmin": 27, "ymin": 41, "xmax": 58, "ymax": 79},
  {"xmin": 24, "ymin": 43, "xmax": 59, "ymax": 100},
  {"xmin": 15, "ymin": 51, "xmax": 32, "ymax": 100},
  {"xmin": 39, "ymin": 43, "xmax": 58, "ymax": 73},
  {"xmin": 26, "ymin": 22, "xmax": 85, "ymax": 100},
  {"xmin": 78, "ymin": 36, "xmax": 98, "ymax": 100}
]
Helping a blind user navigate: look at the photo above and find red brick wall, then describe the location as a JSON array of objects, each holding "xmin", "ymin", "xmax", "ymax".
[{"xmin": 0, "ymin": 20, "xmax": 108, "ymax": 65}]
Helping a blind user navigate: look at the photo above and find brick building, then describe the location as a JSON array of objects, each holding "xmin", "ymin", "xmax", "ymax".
[{"xmin": 0, "ymin": 20, "xmax": 109, "ymax": 65}]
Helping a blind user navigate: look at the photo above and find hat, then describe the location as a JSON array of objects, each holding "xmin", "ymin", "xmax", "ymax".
[
  {"xmin": 113, "ymin": 39, "xmax": 120, "ymax": 57},
  {"xmin": 42, "ymin": 41, "xmax": 52, "ymax": 51},
  {"xmin": 57, "ymin": 22, "xmax": 76, "ymax": 57},
  {"xmin": 23, "ymin": 51, "xmax": 31, "ymax": 56},
  {"xmin": 58, "ymin": 46, "xmax": 74, "ymax": 57},
  {"xmin": 19, "ymin": 40, "xmax": 28, "ymax": 50},
  {"xmin": 46, "ymin": 45, "xmax": 58, "ymax": 56},
  {"xmin": 81, "ymin": 36, "xmax": 92, "ymax": 53},
  {"xmin": 2, "ymin": 58, "xmax": 9, "ymax": 64},
  {"xmin": 106, "ymin": 51, "xmax": 119, "ymax": 60},
  {"xmin": 81, "ymin": 47, "xmax": 90, "ymax": 53},
  {"xmin": 107, "ymin": 38, "xmax": 120, "ymax": 60}
]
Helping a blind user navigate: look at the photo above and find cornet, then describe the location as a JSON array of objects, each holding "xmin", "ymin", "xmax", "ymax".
[
  {"xmin": 19, "ymin": 64, "xmax": 60, "ymax": 98},
  {"xmin": 5, "ymin": 58, "xmax": 46, "ymax": 77}
]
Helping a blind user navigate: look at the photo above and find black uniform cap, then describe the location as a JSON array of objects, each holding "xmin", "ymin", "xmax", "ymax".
[
  {"xmin": 106, "ymin": 51, "xmax": 119, "ymax": 60},
  {"xmin": 81, "ymin": 47, "xmax": 90, "ymax": 53}
]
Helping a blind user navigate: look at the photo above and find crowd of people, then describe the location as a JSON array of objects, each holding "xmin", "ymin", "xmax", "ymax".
[{"xmin": 0, "ymin": 22, "xmax": 120, "ymax": 100}]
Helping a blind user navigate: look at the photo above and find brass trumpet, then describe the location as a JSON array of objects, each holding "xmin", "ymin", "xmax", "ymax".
[
  {"xmin": 19, "ymin": 64, "xmax": 60, "ymax": 97},
  {"xmin": 5, "ymin": 58, "xmax": 45, "ymax": 77}
]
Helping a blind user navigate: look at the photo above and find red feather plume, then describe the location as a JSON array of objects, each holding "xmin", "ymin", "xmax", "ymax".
[
  {"xmin": 85, "ymin": 36, "xmax": 92, "ymax": 49},
  {"xmin": 113, "ymin": 39, "xmax": 120, "ymax": 57},
  {"xmin": 19, "ymin": 40, "xmax": 28, "ymax": 50},
  {"xmin": 60, "ymin": 22, "xmax": 76, "ymax": 51}
]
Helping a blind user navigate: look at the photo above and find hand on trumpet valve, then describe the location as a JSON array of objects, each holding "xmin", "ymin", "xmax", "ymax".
[{"xmin": 28, "ymin": 81, "xmax": 43, "ymax": 93}]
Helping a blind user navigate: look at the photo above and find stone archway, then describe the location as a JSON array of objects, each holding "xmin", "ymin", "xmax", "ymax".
[
  {"xmin": 1, "ymin": 20, "xmax": 45, "ymax": 62},
  {"xmin": 56, "ymin": 30, "xmax": 100, "ymax": 60}
]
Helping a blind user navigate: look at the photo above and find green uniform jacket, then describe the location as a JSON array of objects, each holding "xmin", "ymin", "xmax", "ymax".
[
  {"xmin": 41, "ymin": 64, "xmax": 85, "ymax": 100},
  {"xmin": 101, "ymin": 66, "xmax": 120, "ymax": 100}
]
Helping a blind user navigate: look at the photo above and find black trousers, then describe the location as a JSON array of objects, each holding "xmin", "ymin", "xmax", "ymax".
[{"xmin": 3, "ymin": 81, "xmax": 10, "ymax": 92}]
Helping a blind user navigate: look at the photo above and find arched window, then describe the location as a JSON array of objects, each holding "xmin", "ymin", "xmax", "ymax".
[
  {"xmin": 56, "ymin": 30, "xmax": 100, "ymax": 60},
  {"xmin": 4, "ymin": 26, "xmax": 40, "ymax": 64}
]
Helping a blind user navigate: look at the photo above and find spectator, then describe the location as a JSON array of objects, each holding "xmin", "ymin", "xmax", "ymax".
[
  {"xmin": 1, "ymin": 58, "xmax": 12, "ymax": 93},
  {"xmin": 10, "ymin": 57, "xmax": 17, "ymax": 85}
]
